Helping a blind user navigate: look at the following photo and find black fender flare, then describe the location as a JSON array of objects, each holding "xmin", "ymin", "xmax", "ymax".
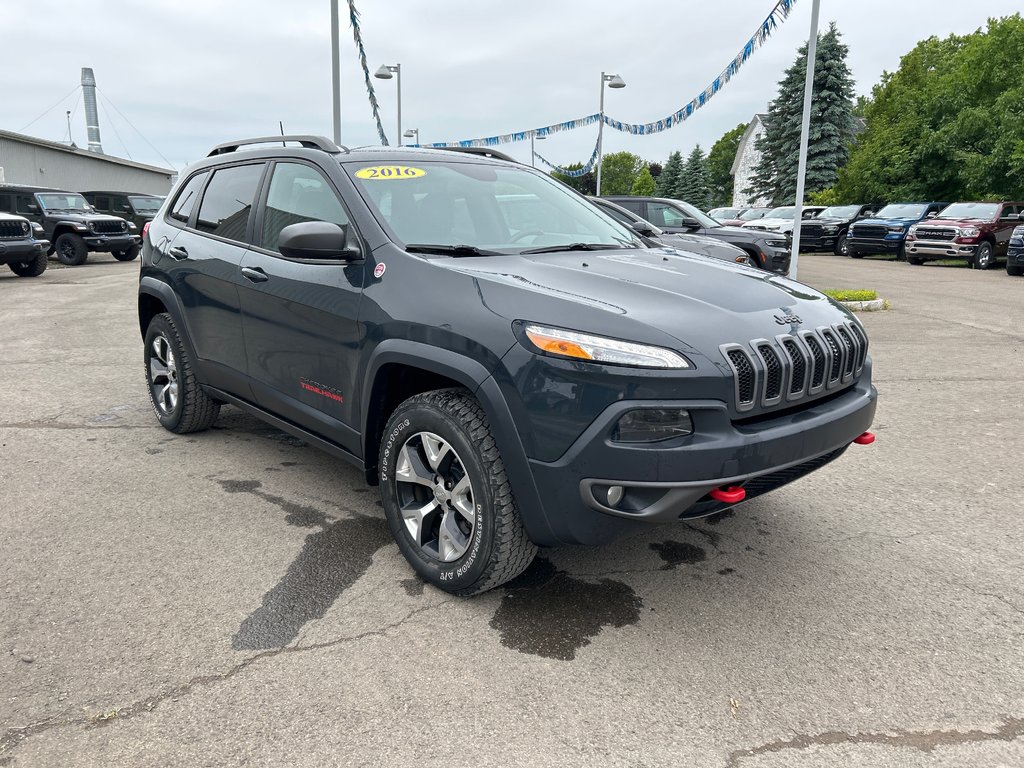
[
  {"xmin": 359, "ymin": 340, "xmax": 556, "ymax": 545},
  {"xmin": 137, "ymin": 275, "xmax": 199, "ymax": 361}
]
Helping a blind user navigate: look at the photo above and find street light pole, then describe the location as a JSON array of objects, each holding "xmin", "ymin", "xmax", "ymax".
[
  {"xmin": 330, "ymin": 0, "xmax": 341, "ymax": 145},
  {"xmin": 374, "ymin": 64, "xmax": 402, "ymax": 146},
  {"xmin": 595, "ymin": 72, "xmax": 625, "ymax": 195},
  {"xmin": 403, "ymin": 128, "xmax": 419, "ymax": 145}
]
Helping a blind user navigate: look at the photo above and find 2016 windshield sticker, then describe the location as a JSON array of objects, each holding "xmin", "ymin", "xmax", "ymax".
[{"xmin": 354, "ymin": 165, "xmax": 426, "ymax": 180}]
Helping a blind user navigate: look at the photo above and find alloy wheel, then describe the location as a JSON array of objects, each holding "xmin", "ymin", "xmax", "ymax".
[
  {"xmin": 394, "ymin": 431, "xmax": 476, "ymax": 562},
  {"xmin": 148, "ymin": 335, "xmax": 179, "ymax": 414}
]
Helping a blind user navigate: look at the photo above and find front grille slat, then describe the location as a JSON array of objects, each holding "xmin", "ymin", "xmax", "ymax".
[
  {"xmin": 0, "ymin": 220, "xmax": 30, "ymax": 239},
  {"xmin": 93, "ymin": 221, "xmax": 126, "ymax": 235},
  {"xmin": 851, "ymin": 224, "xmax": 887, "ymax": 238},
  {"xmin": 914, "ymin": 227, "xmax": 956, "ymax": 241},
  {"xmin": 723, "ymin": 322, "xmax": 868, "ymax": 414}
]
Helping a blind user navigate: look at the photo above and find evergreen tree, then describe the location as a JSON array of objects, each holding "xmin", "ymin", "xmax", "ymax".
[
  {"xmin": 655, "ymin": 151, "xmax": 684, "ymax": 197},
  {"xmin": 677, "ymin": 146, "xmax": 711, "ymax": 209},
  {"xmin": 747, "ymin": 22, "xmax": 855, "ymax": 206},
  {"xmin": 631, "ymin": 166, "xmax": 656, "ymax": 196}
]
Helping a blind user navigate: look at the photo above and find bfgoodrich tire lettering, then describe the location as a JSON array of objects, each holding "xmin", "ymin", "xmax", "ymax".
[
  {"xmin": 144, "ymin": 313, "xmax": 220, "ymax": 433},
  {"xmin": 378, "ymin": 389, "xmax": 536, "ymax": 595}
]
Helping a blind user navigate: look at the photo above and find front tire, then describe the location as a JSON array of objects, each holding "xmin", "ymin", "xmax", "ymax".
[
  {"xmin": 378, "ymin": 389, "xmax": 536, "ymax": 595},
  {"xmin": 834, "ymin": 235, "xmax": 849, "ymax": 256},
  {"xmin": 908, "ymin": 256, "xmax": 925, "ymax": 265},
  {"xmin": 113, "ymin": 243, "xmax": 140, "ymax": 261},
  {"xmin": 143, "ymin": 313, "xmax": 220, "ymax": 433},
  {"xmin": 1008, "ymin": 264, "xmax": 1023, "ymax": 277},
  {"xmin": 55, "ymin": 233, "xmax": 88, "ymax": 266},
  {"xmin": 8, "ymin": 252, "xmax": 47, "ymax": 277},
  {"xmin": 973, "ymin": 241, "xmax": 994, "ymax": 270}
]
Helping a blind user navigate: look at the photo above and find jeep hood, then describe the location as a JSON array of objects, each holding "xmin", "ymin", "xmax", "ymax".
[
  {"xmin": 443, "ymin": 247, "xmax": 849, "ymax": 359},
  {"xmin": 916, "ymin": 217, "xmax": 994, "ymax": 228},
  {"xmin": 856, "ymin": 216, "xmax": 916, "ymax": 227}
]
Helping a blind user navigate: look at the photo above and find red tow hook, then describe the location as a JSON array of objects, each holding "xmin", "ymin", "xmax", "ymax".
[
  {"xmin": 853, "ymin": 431, "xmax": 876, "ymax": 445},
  {"xmin": 709, "ymin": 486, "xmax": 746, "ymax": 504}
]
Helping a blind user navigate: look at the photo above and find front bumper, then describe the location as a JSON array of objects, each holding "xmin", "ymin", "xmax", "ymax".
[
  {"xmin": 848, "ymin": 237, "xmax": 902, "ymax": 254},
  {"xmin": 0, "ymin": 239, "xmax": 47, "ymax": 263},
  {"xmin": 524, "ymin": 370, "xmax": 877, "ymax": 544},
  {"xmin": 83, "ymin": 234, "xmax": 135, "ymax": 252},
  {"xmin": 905, "ymin": 239, "xmax": 977, "ymax": 259},
  {"xmin": 760, "ymin": 245, "xmax": 791, "ymax": 273},
  {"xmin": 1007, "ymin": 246, "xmax": 1023, "ymax": 268}
]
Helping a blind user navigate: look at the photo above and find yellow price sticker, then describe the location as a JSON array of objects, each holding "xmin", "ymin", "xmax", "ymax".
[{"xmin": 354, "ymin": 165, "xmax": 426, "ymax": 180}]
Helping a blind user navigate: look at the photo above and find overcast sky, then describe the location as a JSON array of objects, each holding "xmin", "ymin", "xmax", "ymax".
[{"xmin": 3, "ymin": 0, "xmax": 1020, "ymax": 173}]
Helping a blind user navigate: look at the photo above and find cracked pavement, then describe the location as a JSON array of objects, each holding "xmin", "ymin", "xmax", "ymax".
[{"xmin": 1, "ymin": 255, "xmax": 1022, "ymax": 766}]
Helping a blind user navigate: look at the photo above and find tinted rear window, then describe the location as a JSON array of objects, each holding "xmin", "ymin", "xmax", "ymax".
[{"xmin": 195, "ymin": 164, "xmax": 264, "ymax": 241}]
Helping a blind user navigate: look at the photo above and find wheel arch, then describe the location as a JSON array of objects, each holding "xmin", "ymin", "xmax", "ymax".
[{"xmin": 138, "ymin": 276, "xmax": 197, "ymax": 359}]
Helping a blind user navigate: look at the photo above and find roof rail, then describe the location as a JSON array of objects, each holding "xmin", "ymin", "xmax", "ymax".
[
  {"xmin": 436, "ymin": 146, "xmax": 519, "ymax": 164},
  {"xmin": 207, "ymin": 135, "xmax": 348, "ymax": 157}
]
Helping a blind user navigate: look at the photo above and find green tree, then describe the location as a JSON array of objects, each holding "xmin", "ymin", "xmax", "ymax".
[
  {"xmin": 598, "ymin": 151, "xmax": 645, "ymax": 195},
  {"xmin": 631, "ymin": 166, "xmax": 656, "ymax": 196},
  {"xmin": 835, "ymin": 15, "xmax": 1024, "ymax": 203},
  {"xmin": 677, "ymin": 146, "xmax": 711, "ymax": 209},
  {"xmin": 706, "ymin": 123, "xmax": 747, "ymax": 208},
  {"xmin": 551, "ymin": 163, "xmax": 595, "ymax": 195},
  {"xmin": 747, "ymin": 22, "xmax": 856, "ymax": 205},
  {"xmin": 655, "ymin": 151, "xmax": 684, "ymax": 197}
]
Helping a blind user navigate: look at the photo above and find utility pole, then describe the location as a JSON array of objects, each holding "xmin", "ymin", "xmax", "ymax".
[{"xmin": 788, "ymin": 0, "xmax": 821, "ymax": 280}]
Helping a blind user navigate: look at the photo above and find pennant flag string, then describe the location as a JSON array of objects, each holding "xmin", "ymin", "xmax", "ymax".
[
  {"xmin": 422, "ymin": 0, "xmax": 797, "ymax": 149},
  {"xmin": 533, "ymin": 140, "xmax": 601, "ymax": 178}
]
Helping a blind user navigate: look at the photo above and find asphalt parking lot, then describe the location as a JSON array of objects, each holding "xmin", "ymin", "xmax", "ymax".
[{"xmin": 1, "ymin": 253, "xmax": 1022, "ymax": 767}]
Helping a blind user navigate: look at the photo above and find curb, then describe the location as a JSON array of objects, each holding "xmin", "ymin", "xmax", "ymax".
[{"xmin": 840, "ymin": 298, "xmax": 888, "ymax": 312}]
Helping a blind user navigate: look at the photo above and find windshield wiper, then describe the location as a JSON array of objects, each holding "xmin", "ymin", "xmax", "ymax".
[
  {"xmin": 519, "ymin": 242, "xmax": 631, "ymax": 255},
  {"xmin": 405, "ymin": 244, "xmax": 502, "ymax": 257}
]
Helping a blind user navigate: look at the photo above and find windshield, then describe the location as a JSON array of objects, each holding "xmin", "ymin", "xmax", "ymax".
[
  {"xmin": 818, "ymin": 205, "xmax": 861, "ymax": 218},
  {"xmin": 937, "ymin": 202, "xmax": 999, "ymax": 221},
  {"xmin": 874, "ymin": 203, "xmax": 927, "ymax": 219},
  {"xmin": 38, "ymin": 193, "xmax": 92, "ymax": 211},
  {"xmin": 738, "ymin": 208, "xmax": 767, "ymax": 220},
  {"xmin": 709, "ymin": 207, "xmax": 741, "ymax": 219},
  {"xmin": 764, "ymin": 206, "xmax": 796, "ymax": 218},
  {"xmin": 129, "ymin": 196, "xmax": 164, "ymax": 213},
  {"xmin": 349, "ymin": 160, "xmax": 640, "ymax": 253}
]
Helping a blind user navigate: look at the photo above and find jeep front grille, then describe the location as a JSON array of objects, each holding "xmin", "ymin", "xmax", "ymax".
[
  {"xmin": 0, "ymin": 220, "xmax": 30, "ymax": 239},
  {"xmin": 721, "ymin": 322, "xmax": 867, "ymax": 413},
  {"xmin": 93, "ymin": 220, "xmax": 126, "ymax": 235}
]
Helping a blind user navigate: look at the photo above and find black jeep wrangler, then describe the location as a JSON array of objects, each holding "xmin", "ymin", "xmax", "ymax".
[
  {"xmin": 138, "ymin": 136, "xmax": 877, "ymax": 595},
  {"xmin": 0, "ymin": 184, "xmax": 137, "ymax": 265},
  {"xmin": 0, "ymin": 212, "xmax": 50, "ymax": 277},
  {"xmin": 83, "ymin": 191, "xmax": 165, "ymax": 235}
]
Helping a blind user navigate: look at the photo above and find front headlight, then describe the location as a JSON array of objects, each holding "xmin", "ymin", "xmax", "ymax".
[
  {"xmin": 822, "ymin": 225, "xmax": 839, "ymax": 233},
  {"xmin": 886, "ymin": 225, "xmax": 905, "ymax": 233},
  {"xmin": 958, "ymin": 226, "xmax": 980, "ymax": 237},
  {"xmin": 764, "ymin": 239, "xmax": 788, "ymax": 248},
  {"xmin": 908, "ymin": 225, "xmax": 918, "ymax": 235},
  {"xmin": 522, "ymin": 324, "xmax": 690, "ymax": 369}
]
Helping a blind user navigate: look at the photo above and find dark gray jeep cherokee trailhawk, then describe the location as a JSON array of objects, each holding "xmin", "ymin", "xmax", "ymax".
[{"xmin": 139, "ymin": 136, "xmax": 877, "ymax": 595}]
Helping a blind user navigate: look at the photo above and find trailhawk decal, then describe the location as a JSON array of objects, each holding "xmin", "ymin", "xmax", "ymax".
[
  {"xmin": 354, "ymin": 165, "xmax": 426, "ymax": 180},
  {"xmin": 299, "ymin": 378, "xmax": 343, "ymax": 403}
]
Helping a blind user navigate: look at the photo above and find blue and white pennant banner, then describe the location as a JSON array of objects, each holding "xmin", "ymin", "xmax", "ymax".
[{"xmin": 422, "ymin": 0, "xmax": 797, "ymax": 149}]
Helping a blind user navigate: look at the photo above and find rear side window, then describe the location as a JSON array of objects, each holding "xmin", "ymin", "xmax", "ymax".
[
  {"xmin": 195, "ymin": 164, "xmax": 264, "ymax": 242},
  {"xmin": 169, "ymin": 172, "xmax": 209, "ymax": 223}
]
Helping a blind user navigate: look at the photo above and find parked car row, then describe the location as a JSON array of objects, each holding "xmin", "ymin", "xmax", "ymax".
[{"xmin": 0, "ymin": 183, "xmax": 164, "ymax": 269}]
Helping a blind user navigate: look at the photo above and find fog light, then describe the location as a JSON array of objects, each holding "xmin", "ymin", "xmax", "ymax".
[
  {"xmin": 612, "ymin": 408, "xmax": 693, "ymax": 443},
  {"xmin": 606, "ymin": 485, "xmax": 624, "ymax": 507}
]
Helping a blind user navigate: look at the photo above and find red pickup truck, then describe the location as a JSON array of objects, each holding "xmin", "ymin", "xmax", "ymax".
[{"xmin": 904, "ymin": 201, "xmax": 1024, "ymax": 269}]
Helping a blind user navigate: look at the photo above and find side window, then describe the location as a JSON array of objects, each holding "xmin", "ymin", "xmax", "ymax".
[
  {"xmin": 95, "ymin": 195, "xmax": 111, "ymax": 211},
  {"xmin": 616, "ymin": 199, "xmax": 643, "ymax": 215},
  {"xmin": 647, "ymin": 202, "xmax": 688, "ymax": 228},
  {"xmin": 169, "ymin": 172, "xmax": 209, "ymax": 224},
  {"xmin": 15, "ymin": 195, "xmax": 36, "ymax": 215},
  {"xmin": 195, "ymin": 164, "xmax": 264, "ymax": 242},
  {"xmin": 260, "ymin": 162, "xmax": 348, "ymax": 254},
  {"xmin": 0, "ymin": 195, "xmax": 11, "ymax": 212}
]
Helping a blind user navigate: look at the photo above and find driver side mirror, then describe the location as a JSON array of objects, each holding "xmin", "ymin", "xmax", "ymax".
[
  {"xmin": 278, "ymin": 221, "xmax": 362, "ymax": 261},
  {"xmin": 122, "ymin": 204, "xmax": 133, "ymax": 213},
  {"xmin": 927, "ymin": 211, "xmax": 939, "ymax": 218},
  {"xmin": 629, "ymin": 220, "xmax": 658, "ymax": 237}
]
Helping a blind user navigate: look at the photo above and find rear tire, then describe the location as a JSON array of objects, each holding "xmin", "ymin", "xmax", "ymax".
[
  {"xmin": 113, "ymin": 243, "xmax": 140, "ymax": 261},
  {"xmin": 378, "ymin": 389, "xmax": 537, "ymax": 595},
  {"xmin": 143, "ymin": 313, "xmax": 220, "ymax": 433},
  {"xmin": 973, "ymin": 241, "xmax": 994, "ymax": 270},
  {"xmin": 55, "ymin": 233, "xmax": 88, "ymax": 266},
  {"xmin": 8, "ymin": 251, "xmax": 47, "ymax": 277},
  {"xmin": 908, "ymin": 257, "xmax": 925, "ymax": 266}
]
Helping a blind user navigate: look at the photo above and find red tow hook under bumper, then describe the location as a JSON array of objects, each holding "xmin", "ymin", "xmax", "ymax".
[
  {"xmin": 853, "ymin": 431, "xmax": 876, "ymax": 445},
  {"xmin": 709, "ymin": 486, "xmax": 746, "ymax": 504}
]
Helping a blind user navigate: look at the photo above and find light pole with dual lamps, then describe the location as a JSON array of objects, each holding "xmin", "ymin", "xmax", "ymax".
[
  {"xmin": 595, "ymin": 71, "xmax": 625, "ymax": 195},
  {"xmin": 373, "ymin": 63, "xmax": 402, "ymax": 146}
]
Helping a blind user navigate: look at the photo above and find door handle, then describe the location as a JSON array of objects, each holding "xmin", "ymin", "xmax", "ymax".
[
  {"xmin": 167, "ymin": 246, "xmax": 189, "ymax": 260},
  {"xmin": 241, "ymin": 266, "xmax": 269, "ymax": 283}
]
